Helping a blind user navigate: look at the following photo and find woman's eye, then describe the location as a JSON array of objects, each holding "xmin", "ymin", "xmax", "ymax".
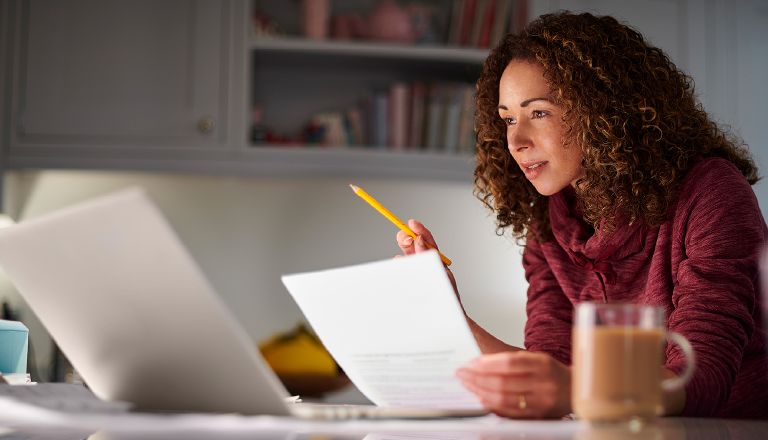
[
  {"xmin": 532, "ymin": 110, "xmax": 547, "ymax": 118},
  {"xmin": 504, "ymin": 118, "xmax": 516, "ymax": 126}
]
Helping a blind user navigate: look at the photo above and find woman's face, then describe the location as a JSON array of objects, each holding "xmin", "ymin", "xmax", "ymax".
[{"xmin": 498, "ymin": 61, "xmax": 585, "ymax": 196}]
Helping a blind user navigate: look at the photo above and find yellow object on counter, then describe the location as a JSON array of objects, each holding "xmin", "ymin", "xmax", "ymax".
[{"xmin": 258, "ymin": 323, "xmax": 338, "ymax": 377}]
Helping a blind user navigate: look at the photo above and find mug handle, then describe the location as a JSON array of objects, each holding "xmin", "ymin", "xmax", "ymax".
[{"xmin": 661, "ymin": 332, "xmax": 696, "ymax": 391}]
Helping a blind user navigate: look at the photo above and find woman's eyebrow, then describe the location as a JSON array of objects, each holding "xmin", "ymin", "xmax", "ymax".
[
  {"xmin": 521, "ymin": 97, "xmax": 551, "ymax": 107},
  {"xmin": 497, "ymin": 97, "xmax": 552, "ymax": 111}
]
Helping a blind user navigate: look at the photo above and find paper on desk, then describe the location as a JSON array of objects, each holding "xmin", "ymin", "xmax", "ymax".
[{"xmin": 281, "ymin": 251, "xmax": 484, "ymax": 410}]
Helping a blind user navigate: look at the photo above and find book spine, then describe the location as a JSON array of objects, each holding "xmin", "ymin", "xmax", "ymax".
[
  {"xmin": 331, "ymin": 113, "xmax": 347, "ymax": 147},
  {"xmin": 425, "ymin": 82, "xmax": 444, "ymax": 151},
  {"xmin": 456, "ymin": 84, "xmax": 476, "ymax": 153},
  {"xmin": 443, "ymin": 83, "xmax": 463, "ymax": 153},
  {"xmin": 510, "ymin": 0, "xmax": 528, "ymax": 33},
  {"xmin": 478, "ymin": 0, "xmax": 497, "ymax": 48},
  {"xmin": 409, "ymin": 81, "xmax": 426, "ymax": 149},
  {"xmin": 374, "ymin": 91, "xmax": 388, "ymax": 149},
  {"xmin": 491, "ymin": 0, "xmax": 512, "ymax": 45},
  {"xmin": 365, "ymin": 93, "xmax": 376, "ymax": 147},
  {"xmin": 389, "ymin": 82, "xmax": 410, "ymax": 150},
  {"xmin": 346, "ymin": 106, "xmax": 365, "ymax": 146},
  {"xmin": 448, "ymin": 0, "xmax": 465, "ymax": 46},
  {"xmin": 469, "ymin": 0, "xmax": 489, "ymax": 47},
  {"xmin": 460, "ymin": 0, "xmax": 476, "ymax": 46}
]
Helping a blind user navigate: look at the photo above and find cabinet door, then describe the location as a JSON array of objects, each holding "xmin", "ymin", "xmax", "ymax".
[{"xmin": 12, "ymin": 0, "xmax": 233, "ymax": 150}]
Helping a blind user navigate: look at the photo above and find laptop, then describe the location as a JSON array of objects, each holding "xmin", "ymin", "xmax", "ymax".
[{"xmin": 0, "ymin": 187, "xmax": 487, "ymax": 419}]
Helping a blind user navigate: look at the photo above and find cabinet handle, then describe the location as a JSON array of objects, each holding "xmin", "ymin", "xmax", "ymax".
[{"xmin": 198, "ymin": 117, "xmax": 216, "ymax": 133}]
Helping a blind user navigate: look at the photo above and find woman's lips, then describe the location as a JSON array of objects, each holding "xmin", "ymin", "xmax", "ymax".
[{"xmin": 521, "ymin": 161, "xmax": 548, "ymax": 179}]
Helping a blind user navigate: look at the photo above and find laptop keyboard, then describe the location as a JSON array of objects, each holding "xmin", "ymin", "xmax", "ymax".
[{"xmin": 0, "ymin": 383, "xmax": 131, "ymax": 413}]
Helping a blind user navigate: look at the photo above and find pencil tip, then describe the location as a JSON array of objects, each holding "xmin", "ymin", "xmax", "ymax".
[{"xmin": 349, "ymin": 184, "xmax": 359, "ymax": 192}]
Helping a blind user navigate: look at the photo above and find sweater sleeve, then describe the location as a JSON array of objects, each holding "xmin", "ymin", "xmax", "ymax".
[
  {"xmin": 666, "ymin": 159, "xmax": 764, "ymax": 416},
  {"xmin": 522, "ymin": 239, "xmax": 576, "ymax": 365}
]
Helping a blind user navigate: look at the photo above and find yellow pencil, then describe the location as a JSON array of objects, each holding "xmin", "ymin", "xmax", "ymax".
[{"xmin": 350, "ymin": 184, "xmax": 452, "ymax": 266}]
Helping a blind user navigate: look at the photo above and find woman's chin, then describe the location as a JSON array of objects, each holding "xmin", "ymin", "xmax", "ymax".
[{"xmin": 531, "ymin": 183, "xmax": 566, "ymax": 197}]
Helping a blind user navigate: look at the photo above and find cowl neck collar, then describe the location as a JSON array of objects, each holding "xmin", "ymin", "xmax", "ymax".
[{"xmin": 548, "ymin": 187, "xmax": 648, "ymax": 285}]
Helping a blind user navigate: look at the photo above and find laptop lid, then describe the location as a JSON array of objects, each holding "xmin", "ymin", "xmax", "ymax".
[{"xmin": 0, "ymin": 188, "xmax": 292, "ymax": 415}]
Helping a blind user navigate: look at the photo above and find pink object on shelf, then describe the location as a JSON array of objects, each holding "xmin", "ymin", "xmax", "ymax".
[
  {"xmin": 302, "ymin": 0, "xmax": 331, "ymax": 39},
  {"xmin": 332, "ymin": 12, "xmax": 367, "ymax": 39},
  {"xmin": 367, "ymin": 0, "xmax": 431, "ymax": 43}
]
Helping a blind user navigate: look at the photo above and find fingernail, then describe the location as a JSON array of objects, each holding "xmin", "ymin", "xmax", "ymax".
[
  {"xmin": 455, "ymin": 368, "xmax": 467, "ymax": 378},
  {"xmin": 403, "ymin": 236, "xmax": 413, "ymax": 245},
  {"xmin": 417, "ymin": 235, "xmax": 425, "ymax": 246}
]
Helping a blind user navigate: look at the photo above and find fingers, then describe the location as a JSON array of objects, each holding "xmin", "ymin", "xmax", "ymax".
[
  {"xmin": 458, "ymin": 373, "xmax": 534, "ymax": 418},
  {"xmin": 408, "ymin": 219, "xmax": 439, "ymax": 250},
  {"xmin": 396, "ymin": 220, "xmax": 438, "ymax": 255},
  {"xmin": 464, "ymin": 351, "xmax": 548, "ymax": 375},
  {"xmin": 395, "ymin": 231, "xmax": 426, "ymax": 255},
  {"xmin": 396, "ymin": 230, "xmax": 415, "ymax": 255},
  {"xmin": 455, "ymin": 352, "xmax": 571, "ymax": 419},
  {"xmin": 456, "ymin": 354, "xmax": 535, "ymax": 395},
  {"xmin": 456, "ymin": 367, "xmax": 529, "ymax": 393}
]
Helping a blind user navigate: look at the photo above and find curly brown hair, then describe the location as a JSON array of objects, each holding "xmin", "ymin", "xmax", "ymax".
[{"xmin": 473, "ymin": 11, "xmax": 759, "ymax": 243}]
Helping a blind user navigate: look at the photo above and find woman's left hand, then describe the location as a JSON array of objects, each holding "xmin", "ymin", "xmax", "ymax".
[{"xmin": 456, "ymin": 351, "xmax": 572, "ymax": 419}]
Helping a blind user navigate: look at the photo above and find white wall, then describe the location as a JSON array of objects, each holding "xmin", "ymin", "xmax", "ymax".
[{"xmin": 0, "ymin": 170, "xmax": 527, "ymax": 380}]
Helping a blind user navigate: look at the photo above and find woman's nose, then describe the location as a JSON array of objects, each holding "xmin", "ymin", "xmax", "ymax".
[{"xmin": 508, "ymin": 122, "xmax": 532, "ymax": 153}]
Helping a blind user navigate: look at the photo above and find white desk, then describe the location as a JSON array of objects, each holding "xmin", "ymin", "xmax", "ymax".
[{"xmin": 2, "ymin": 415, "xmax": 768, "ymax": 440}]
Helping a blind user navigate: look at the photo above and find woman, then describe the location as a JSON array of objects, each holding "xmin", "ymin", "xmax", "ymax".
[{"xmin": 397, "ymin": 12, "xmax": 768, "ymax": 419}]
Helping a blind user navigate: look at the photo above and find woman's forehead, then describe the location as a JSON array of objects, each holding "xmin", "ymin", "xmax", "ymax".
[{"xmin": 499, "ymin": 61, "xmax": 552, "ymax": 103}]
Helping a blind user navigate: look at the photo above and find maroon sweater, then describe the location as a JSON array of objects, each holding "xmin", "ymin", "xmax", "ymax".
[{"xmin": 522, "ymin": 157, "xmax": 768, "ymax": 418}]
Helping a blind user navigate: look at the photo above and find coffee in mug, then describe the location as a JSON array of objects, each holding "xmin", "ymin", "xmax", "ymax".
[{"xmin": 572, "ymin": 303, "xmax": 695, "ymax": 421}]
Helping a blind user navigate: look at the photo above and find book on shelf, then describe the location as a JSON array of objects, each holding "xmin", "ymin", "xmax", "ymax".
[
  {"xmin": 456, "ymin": 84, "xmax": 477, "ymax": 153},
  {"xmin": 346, "ymin": 106, "xmax": 365, "ymax": 146},
  {"xmin": 511, "ymin": 0, "xmax": 529, "ymax": 34},
  {"xmin": 460, "ymin": 0, "xmax": 477, "ymax": 46},
  {"xmin": 409, "ymin": 81, "xmax": 427, "ymax": 149},
  {"xmin": 470, "ymin": 0, "xmax": 498, "ymax": 48},
  {"xmin": 372, "ymin": 91, "xmax": 389, "ymax": 148},
  {"xmin": 447, "ymin": 0, "xmax": 464, "ymax": 46},
  {"xmin": 305, "ymin": 80, "xmax": 476, "ymax": 154},
  {"xmin": 388, "ymin": 82, "xmax": 411, "ymax": 150},
  {"xmin": 364, "ymin": 92, "xmax": 376, "ymax": 147},
  {"xmin": 442, "ymin": 82, "xmax": 463, "ymax": 153},
  {"xmin": 468, "ymin": 0, "xmax": 486, "ymax": 48},
  {"xmin": 490, "ymin": 0, "xmax": 513, "ymax": 47},
  {"xmin": 477, "ymin": 0, "xmax": 498, "ymax": 49},
  {"xmin": 446, "ymin": 0, "xmax": 528, "ymax": 48},
  {"xmin": 425, "ymin": 82, "xmax": 445, "ymax": 152}
]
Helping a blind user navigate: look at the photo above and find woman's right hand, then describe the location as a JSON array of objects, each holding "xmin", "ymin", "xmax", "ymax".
[
  {"xmin": 396, "ymin": 219, "xmax": 438, "ymax": 256},
  {"xmin": 396, "ymin": 219, "xmax": 460, "ymax": 300}
]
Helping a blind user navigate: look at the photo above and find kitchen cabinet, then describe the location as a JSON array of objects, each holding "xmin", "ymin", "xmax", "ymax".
[{"xmin": 3, "ymin": 0, "xmax": 250, "ymax": 175}]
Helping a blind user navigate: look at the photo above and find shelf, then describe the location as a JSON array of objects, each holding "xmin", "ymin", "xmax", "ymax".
[
  {"xmin": 241, "ymin": 146, "xmax": 476, "ymax": 181},
  {"xmin": 8, "ymin": 145, "xmax": 477, "ymax": 182},
  {"xmin": 250, "ymin": 37, "xmax": 490, "ymax": 64}
]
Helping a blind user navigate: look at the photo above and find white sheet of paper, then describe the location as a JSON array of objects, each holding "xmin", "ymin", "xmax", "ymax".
[{"xmin": 281, "ymin": 251, "xmax": 484, "ymax": 410}]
